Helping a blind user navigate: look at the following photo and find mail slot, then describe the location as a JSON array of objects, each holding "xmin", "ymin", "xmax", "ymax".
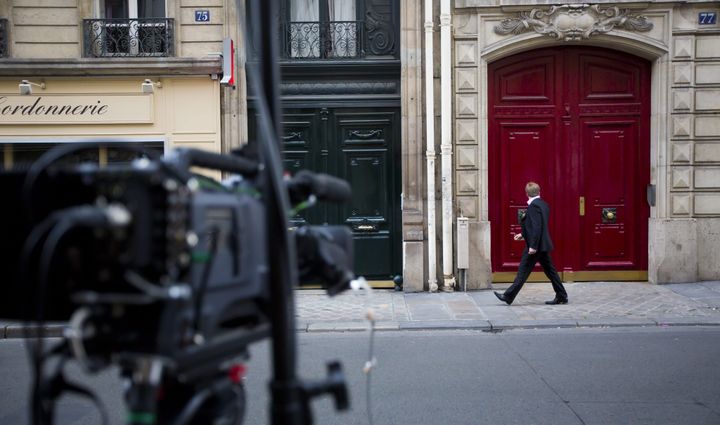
[{"xmin": 353, "ymin": 223, "xmax": 378, "ymax": 232}]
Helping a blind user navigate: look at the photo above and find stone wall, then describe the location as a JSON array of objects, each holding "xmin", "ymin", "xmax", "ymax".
[
  {"xmin": 449, "ymin": 1, "xmax": 720, "ymax": 284},
  {"xmin": 174, "ymin": 0, "xmax": 226, "ymax": 57},
  {"xmin": 6, "ymin": 0, "xmax": 82, "ymax": 58},
  {"xmin": 453, "ymin": 10, "xmax": 491, "ymax": 289},
  {"xmin": 669, "ymin": 27, "xmax": 720, "ymax": 217},
  {"xmin": 1, "ymin": 0, "xmax": 248, "ymax": 166},
  {"xmin": 1, "ymin": 0, "xmax": 235, "ymax": 59},
  {"xmin": 659, "ymin": 4, "xmax": 720, "ymax": 282}
]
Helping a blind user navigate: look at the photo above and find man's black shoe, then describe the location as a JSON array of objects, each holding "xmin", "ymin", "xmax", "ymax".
[
  {"xmin": 544, "ymin": 298, "xmax": 568, "ymax": 305},
  {"xmin": 494, "ymin": 291, "xmax": 512, "ymax": 305}
]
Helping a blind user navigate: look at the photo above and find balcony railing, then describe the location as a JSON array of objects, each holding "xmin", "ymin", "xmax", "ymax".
[
  {"xmin": 83, "ymin": 18, "xmax": 174, "ymax": 58},
  {"xmin": 0, "ymin": 18, "xmax": 8, "ymax": 58},
  {"xmin": 283, "ymin": 21, "xmax": 364, "ymax": 59}
]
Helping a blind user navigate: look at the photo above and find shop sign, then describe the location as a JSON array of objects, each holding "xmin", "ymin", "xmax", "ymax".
[{"xmin": 0, "ymin": 95, "xmax": 153, "ymax": 125}]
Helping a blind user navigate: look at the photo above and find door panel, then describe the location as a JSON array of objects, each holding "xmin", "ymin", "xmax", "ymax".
[
  {"xmin": 276, "ymin": 107, "xmax": 400, "ymax": 280},
  {"xmin": 489, "ymin": 47, "xmax": 650, "ymax": 280},
  {"xmin": 343, "ymin": 149, "xmax": 393, "ymax": 276},
  {"xmin": 496, "ymin": 121, "xmax": 556, "ymax": 270},
  {"xmin": 489, "ymin": 51, "xmax": 561, "ymax": 273},
  {"xmin": 579, "ymin": 55, "xmax": 641, "ymax": 101},
  {"xmin": 580, "ymin": 120, "xmax": 638, "ymax": 269},
  {"xmin": 495, "ymin": 55, "xmax": 556, "ymax": 103},
  {"xmin": 335, "ymin": 111, "xmax": 397, "ymax": 278},
  {"xmin": 282, "ymin": 112, "xmax": 322, "ymax": 226}
]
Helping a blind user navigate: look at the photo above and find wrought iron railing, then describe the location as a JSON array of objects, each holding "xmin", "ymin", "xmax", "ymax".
[
  {"xmin": 283, "ymin": 21, "xmax": 364, "ymax": 59},
  {"xmin": 0, "ymin": 18, "xmax": 8, "ymax": 58},
  {"xmin": 83, "ymin": 18, "xmax": 174, "ymax": 58}
]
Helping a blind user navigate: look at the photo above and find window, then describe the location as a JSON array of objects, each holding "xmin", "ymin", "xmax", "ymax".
[
  {"xmin": 84, "ymin": 0, "xmax": 173, "ymax": 57},
  {"xmin": 1, "ymin": 142, "xmax": 164, "ymax": 171},
  {"xmin": 102, "ymin": 0, "xmax": 166, "ymax": 19},
  {"xmin": 0, "ymin": 18, "xmax": 8, "ymax": 58},
  {"xmin": 288, "ymin": 0, "xmax": 359, "ymax": 59},
  {"xmin": 104, "ymin": 0, "xmax": 128, "ymax": 18}
]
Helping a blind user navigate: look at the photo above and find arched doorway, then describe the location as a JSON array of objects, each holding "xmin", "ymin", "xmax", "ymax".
[{"xmin": 488, "ymin": 46, "xmax": 651, "ymax": 281}]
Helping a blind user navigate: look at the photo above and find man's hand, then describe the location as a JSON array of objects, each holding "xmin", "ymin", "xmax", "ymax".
[
  {"xmin": 528, "ymin": 248, "xmax": 537, "ymax": 254},
  {"xmin": 513, "ymin": 233, "xmax": 524, "ymax": 241}
]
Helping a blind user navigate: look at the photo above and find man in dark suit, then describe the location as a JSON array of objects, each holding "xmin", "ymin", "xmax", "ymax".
[{"xmin": 494, "ymin": 182, "xmax": 568, "ymax": 305}]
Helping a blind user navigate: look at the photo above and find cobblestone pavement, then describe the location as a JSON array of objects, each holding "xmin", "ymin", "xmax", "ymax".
[
  {"xmin": 4, "ymin": 282, "xmax": 720, "ymax": 337},
  {"xmin": 294, "ymin": 281, "xmax": 720, "ymax": 330}
]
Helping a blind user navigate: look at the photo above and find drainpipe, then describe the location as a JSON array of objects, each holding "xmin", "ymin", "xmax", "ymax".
[
  {"xmin": 424, "ymin": 0, "xmax": 438, "ymax": 292},
  {"xmin": 440, "ymin": 0, "xmax": 455, "ymax": 291}
]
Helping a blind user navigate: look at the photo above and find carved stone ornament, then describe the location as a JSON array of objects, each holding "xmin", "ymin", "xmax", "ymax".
[{"xmin": 494, "ymin": 4, "xmax": 653, "ymax": 41}]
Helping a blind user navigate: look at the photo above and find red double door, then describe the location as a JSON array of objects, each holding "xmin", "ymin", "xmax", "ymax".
[{"xmin": 488, "ymin": 47, "xmax": 650, "ymax": 280}]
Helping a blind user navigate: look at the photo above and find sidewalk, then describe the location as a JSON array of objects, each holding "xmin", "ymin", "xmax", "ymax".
[
  {"xmin": 295, "ymin": 281, "xmax": 720, "ymax": 332},
  {"xmin": 3, "ymin": 281, "xmax": 720, "ymax": 337}
]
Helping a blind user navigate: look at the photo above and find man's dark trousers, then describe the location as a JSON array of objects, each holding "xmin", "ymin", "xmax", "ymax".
[{"xmin": 504, "ymin": 248, "xmax": 567, "ymax": 302}]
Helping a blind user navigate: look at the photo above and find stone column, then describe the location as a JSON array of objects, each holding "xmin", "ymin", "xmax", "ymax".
[
  {"xmin": 439, "ymin": 0, "xmax": 455, "ymax": 291},
  {"xmin": 453, "ymin": 11, "xmax": 491, "ymax": 289},
  {"xmin": 401, "ymin": 0, "xmax": 427, "ymax": 291},
  {"xmin": 424, "ymin": 0, "xmax": 438, "ymax": 292},
  {"xmin": 653, "ymin": 14, "xmax": 720, "ymax": 283},
  {"xmin": 221, "ymin": 0, "xmax": 249, "ymax": 153}
]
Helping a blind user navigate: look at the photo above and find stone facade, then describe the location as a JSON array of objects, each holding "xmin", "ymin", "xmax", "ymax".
[
  {"xmin": 401, "ymin": 0, "xmax": 720, "ymax": 289},
  {"xmin": 434, "ymin": 1, "xmax": 720, "ymax": 286},
  {"xmin": 3, "ymin": 0, "xmax": 718, "ymax": 288},
  {"xmin": 0, "ymin": 0, "xmax": 246, "ymax": 157},
  {"xmin": 0, "ymin": 0, "xmax": 235, "ymax": 59}
]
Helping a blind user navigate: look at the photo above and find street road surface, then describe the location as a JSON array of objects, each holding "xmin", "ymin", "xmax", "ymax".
[{"xmin": 1, "ymin": 327, "xmax": 719, "ymax": 424}]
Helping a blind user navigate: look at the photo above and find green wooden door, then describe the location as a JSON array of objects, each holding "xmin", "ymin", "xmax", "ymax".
[{"xmin": 281, "ymin": 107, "xmax": 401, "ymax": 279}]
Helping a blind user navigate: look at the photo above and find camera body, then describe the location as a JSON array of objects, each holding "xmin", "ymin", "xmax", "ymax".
[
  {"xmin": 2, "ymin": 159, "xmax": 271, "ymax": 360},
  {"xmin": 1, "ymin": 145, "xmax": 355, "ymax": 425}
]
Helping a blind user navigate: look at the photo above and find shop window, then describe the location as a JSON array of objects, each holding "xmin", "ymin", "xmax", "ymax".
[
  {"xmin": 0, "ymin": 18, "xmax": 8, "ymax": 58},
  {"xmin": 1, "ymin": 142, "xmax": 164, "ymax": 171},
  {"xmin": 84, "ymin": 0, "xmax": 173, "ymax": 57}
]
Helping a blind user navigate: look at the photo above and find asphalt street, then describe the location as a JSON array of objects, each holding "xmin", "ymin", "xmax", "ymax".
[{"xmin": 1, "ymin": 327, "xmax": 719, "ymax": 425}]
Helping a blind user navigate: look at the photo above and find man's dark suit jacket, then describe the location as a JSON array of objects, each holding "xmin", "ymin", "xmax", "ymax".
[{"xmin": 521, "ymin": 198, "xmax": 554, "ymax": 252}]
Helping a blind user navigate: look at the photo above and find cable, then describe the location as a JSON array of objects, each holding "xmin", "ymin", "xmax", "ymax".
[
  {"xmin": 42, "ymin": 354, "xmax": 110, "ymax": 425},
  {"xmin": 364, "ymin": 314, "xmax": 376, "ymax": 425},
  {"xmin": 31, "ymin": 218, "xmax": 75, "ymax": 425},
  {"xmin": 289, "ymin": 195, "xmax": 317, "ymax": 218},
  {"xmin": 27, "ymin": 206, "xmax": 126, "ymax": 425},
  {"xmin": 18, "ymin": 212, "xmax": 65, "ymax": 327},
  {"xmin": 351, "ymin": 278, "xmax": 377, "ymax": 425},
  {"xmin": 28, "ymin": 205, "xmax": 128, "ymax": 324},
  {"xmin": 193, "ymin": 174, "xmax": 231, "ymax": 192},
  {"xmin": 19, "ymin": 210, "xmax": 91, "ymax": 425}
]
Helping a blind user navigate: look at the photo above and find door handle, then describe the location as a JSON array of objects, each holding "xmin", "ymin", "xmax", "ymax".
[
  {"xmin": 517, "ymin": 209, "xmax": 527, "ymax": 224},
  {"xmin": 602, "ymin": 207, "xmax": 617, "ymax": 223},
  {"xmin": 579, "ymin": 196, "xmax": 585, "ymax": 216}
]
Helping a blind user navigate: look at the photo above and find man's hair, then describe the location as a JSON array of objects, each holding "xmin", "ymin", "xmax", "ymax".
[{"xmin": 525, "ymin": 182, "xmax": 540, "ymax": 197}]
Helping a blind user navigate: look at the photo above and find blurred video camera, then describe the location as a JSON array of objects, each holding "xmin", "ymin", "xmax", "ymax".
[{"xmin": 0, "ymin": 143, "xmax": 353, "ymax": 425}]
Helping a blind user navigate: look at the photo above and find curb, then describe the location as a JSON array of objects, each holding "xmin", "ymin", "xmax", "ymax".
[
  {"xmin": 300, "ymin": 318, "xmax": 720, "ymax": 333},
  {"xmin": 3, "ymin": 324, "xmax": 66, "ymax": 339},
  {"xmin": 4, "ymin": 319, "xmax": 720, "ymax": 338}
]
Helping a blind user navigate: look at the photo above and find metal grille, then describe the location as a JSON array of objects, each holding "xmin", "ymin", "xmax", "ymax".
[
  {"xmin": 83, "ymin": 18, "xmax": 174, "ymax": 57},
  {"xmin": 0, "ymin": 19, "xmax": 8, "ymax": 58},
  {"xmin": 284, "ymin": 21, "xmax": 364, "ymax": 59}
]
